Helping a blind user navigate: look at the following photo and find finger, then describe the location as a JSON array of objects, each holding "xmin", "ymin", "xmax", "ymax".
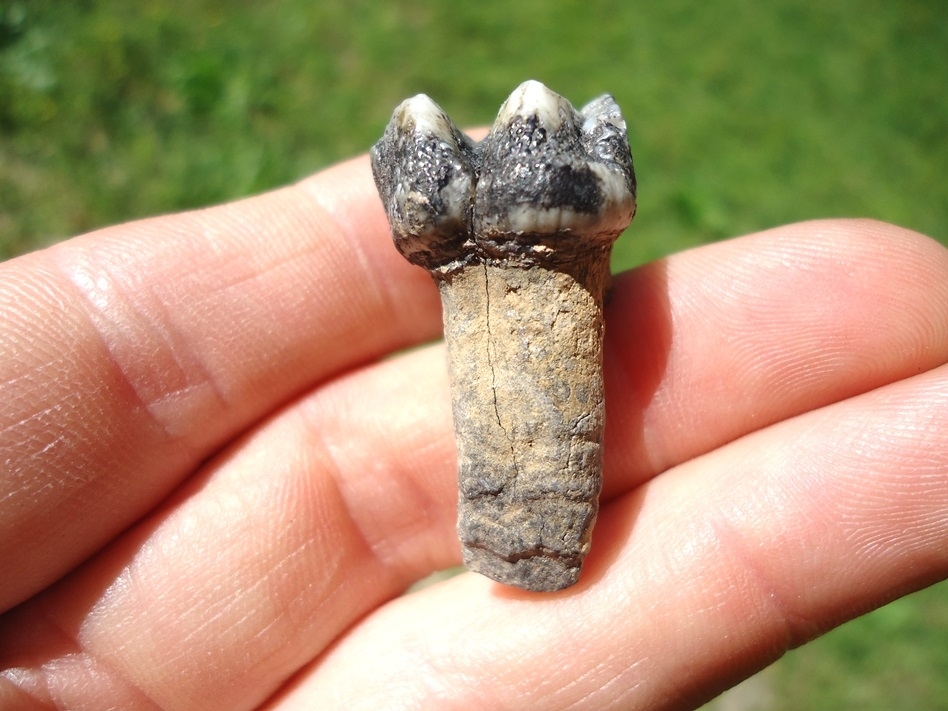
[
  {"xmin": 603, "ymin": 218, "xmax": 948, "ymax": 492},
  {"xmin": 0, "ymin": 344, "xmax": 457, "ymax": 711},
  {"xmin": 0, "ymin": 155, "xmax": 442, "ymax": 611},
  {"xmin": 271, "ymin": 362, "xmax": 948, "ymax": 709},
  {"xmin": 3, "ymin": 221, "xmax": 946, "ymax": 709}
]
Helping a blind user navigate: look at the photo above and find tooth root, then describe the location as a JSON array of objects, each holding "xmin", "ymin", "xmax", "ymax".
[
  {"xmin": 371, "ymin": 81, "xmax": 636, "ymax": 592},
  {"xmin": 443, "ymin": 253, "xmax": 611, "ymax": 592}
]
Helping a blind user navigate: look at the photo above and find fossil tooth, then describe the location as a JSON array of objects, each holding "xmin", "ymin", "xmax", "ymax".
[{"xmin": 371, "ymin": 80, "xmax": 636, "ymax": 592}]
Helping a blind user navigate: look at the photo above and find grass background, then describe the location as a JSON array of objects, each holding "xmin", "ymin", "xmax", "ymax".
[{"xmin": 2, "ymin": 0, "xmax": 946, "ymax": 707}]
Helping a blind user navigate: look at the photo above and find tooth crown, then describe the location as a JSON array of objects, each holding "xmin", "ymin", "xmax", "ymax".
[{"xmin": 371, "ymin": 80, "xmax": 636, "ymax": 275}]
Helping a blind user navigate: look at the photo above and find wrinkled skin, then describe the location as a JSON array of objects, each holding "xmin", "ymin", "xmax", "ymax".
[{"xmin": 1, "ymin": 149, "xmax": 947, "ymax": 710}]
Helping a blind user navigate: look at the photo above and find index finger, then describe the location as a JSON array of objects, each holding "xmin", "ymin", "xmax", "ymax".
[{"xmin": 0, "ymin": 156, "xmax": 441, "ymax": 612}]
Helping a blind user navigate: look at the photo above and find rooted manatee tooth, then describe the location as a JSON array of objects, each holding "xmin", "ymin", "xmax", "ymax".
[{"xmin": 371, "ymin": 81, "xmax": 637, "ymax": 592}]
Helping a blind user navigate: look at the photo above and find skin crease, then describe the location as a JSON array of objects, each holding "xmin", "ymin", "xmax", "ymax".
[{"xmin": 0, "ymin": 150, "xmax": 946, "ymax": 709}]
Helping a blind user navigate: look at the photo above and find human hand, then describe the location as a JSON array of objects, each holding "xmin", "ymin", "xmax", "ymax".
[{"xmin": 1, "ymin": 154, "xmax": 946, "ymax": 710}]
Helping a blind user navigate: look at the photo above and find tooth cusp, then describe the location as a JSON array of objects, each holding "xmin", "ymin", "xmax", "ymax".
[
  {"xmin": 370, "ymin": 94, "xmax": 477, "ymax": 271},
  {"xmin": 472, "ymin": 82, "xmax": 635, "ymax": 249}
]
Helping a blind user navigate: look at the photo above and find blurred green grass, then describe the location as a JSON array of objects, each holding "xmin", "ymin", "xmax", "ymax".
[
  {"xmin": 1, "ymin": 0, "xmax": 946, "ymax": 707},
  {"xmin": 2, "ymin": 0, "xmax": 946, "ymax": 264}
]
